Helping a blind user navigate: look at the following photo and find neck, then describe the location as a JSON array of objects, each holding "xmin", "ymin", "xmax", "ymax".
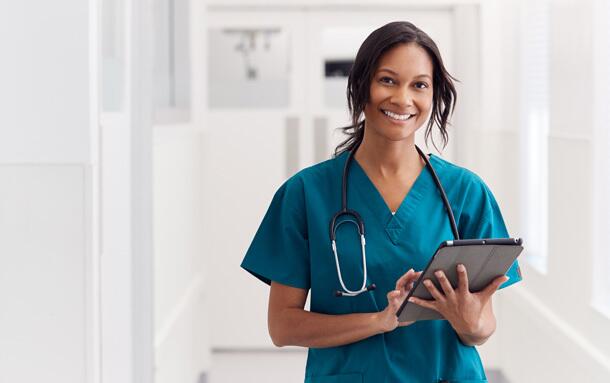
[{"xmin": 354, "ymin": 130, "xmax": 424, "ymax": 178}]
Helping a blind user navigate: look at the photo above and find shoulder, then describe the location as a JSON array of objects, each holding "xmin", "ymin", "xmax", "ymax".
[
  {"xmin": 281, "ymin": 152, "xmax": 346, "ymax": 192},
  {"xmin": 430, "ymin": 154, "xmax": 501, "ymax": 219},
  {"xmin": 430, "ymin": 154, "xmax": 492, "ymax": 197},
  {"xmin": 272, "ymin": 153, "xmax": 346, "ymax": 206},
  {"xmin": 430, "ymin": 154, "xmax": 508, "ymax": 237},
  {"xmin": 291, "ymin": 153, "xmax": 345, "ymax": 184}
]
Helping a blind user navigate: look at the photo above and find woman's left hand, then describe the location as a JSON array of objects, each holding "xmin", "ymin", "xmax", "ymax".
[{"xmin": 408, "ymin": 264, "xmax": 508, "ymax": 339}]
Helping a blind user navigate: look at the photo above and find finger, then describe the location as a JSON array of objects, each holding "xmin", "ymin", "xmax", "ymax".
[
  {"xmin": 395, "ymin": 270, "xmax": 407, "ymax": 290},
  {"xmin": 434, "ymin": 270, "xmax": 456, "ymax": 298},
  {"xmin": 409, "ymin": 271, "xmax": 423, "ymax": 283},
  {"xmin": 408, "ymin": 296, "xmax": 438, "ymax": 311},
  {"xmin": 406, "ymin": 281, "xmax": 415, "ymax": 292},
  {"xmin": 395, "ymin": 268, "xmax": 414, "ymax": 291},
  {"xmin": 457, "ymin": 264, "xmax": 469, "ymax": 292},
  {"xmin": 387, "ymin": 290, "xmax": 403, "ymax": 308},
  {"xmin": 481, "ymin": 275, "xmax": 509, "ymax": 297},
  {"xmin": 423, "ymin": 279, "xmax": 445, "ymax": 302},
  {"xmin": 398, "ymin": 271, "xmax": 423, "ymax": 294},
  {"xmin": 398, "ymin": 320, "xmax": 415, "ymax": 327},
  {"xmin": 387, "ymin": 289, "xmax": 401, "ymax": 300}
]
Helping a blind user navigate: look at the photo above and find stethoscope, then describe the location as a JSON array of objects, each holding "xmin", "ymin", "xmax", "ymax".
[{"xmin": 329, "ymin": 143, "xmax": 460, "ymax": 297}]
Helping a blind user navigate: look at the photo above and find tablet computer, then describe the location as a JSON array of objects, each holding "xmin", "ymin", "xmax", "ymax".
[{"xmin": 397, "ymin": 238, "xmax": 523, "ymax": 322}]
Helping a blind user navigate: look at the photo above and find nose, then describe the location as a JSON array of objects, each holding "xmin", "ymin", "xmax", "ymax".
[{"xmin": 389, "ymin": 85, "xmax": 414, "ymax": 108}]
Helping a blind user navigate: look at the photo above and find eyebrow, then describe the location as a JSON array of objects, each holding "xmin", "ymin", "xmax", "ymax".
[{"xmin": 377, "ymin": 68, "xmax": 432, "ymax": 80}]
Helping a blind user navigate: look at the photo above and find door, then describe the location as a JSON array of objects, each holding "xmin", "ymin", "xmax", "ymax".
[{"xmin": 203, "ymin": 10, "xmax": 309, "ymax": 349}]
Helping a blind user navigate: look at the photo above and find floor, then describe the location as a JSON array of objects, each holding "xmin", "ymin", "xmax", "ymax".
[{"xmin": 205, "ymin": 349, "xmax": 511, "ymax": 383}]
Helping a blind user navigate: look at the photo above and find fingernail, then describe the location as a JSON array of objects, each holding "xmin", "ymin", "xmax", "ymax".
[
  {"xmin": 435, "ymin": 271, "xmax": 442, "ymax": 277},
  {"xmin": 458, "ymin": 264, "xmax": 465, "ymax": 272}
]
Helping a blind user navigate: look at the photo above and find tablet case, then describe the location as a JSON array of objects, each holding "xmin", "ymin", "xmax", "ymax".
[{"xmin": 397, "ymin": 238, "xmax": 523, "ymax": 322}]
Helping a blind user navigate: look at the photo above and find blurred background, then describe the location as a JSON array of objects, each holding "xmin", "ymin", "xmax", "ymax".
[{"xmin": 1, "ymin": 0, "xmax": 609, "ymax": 382}]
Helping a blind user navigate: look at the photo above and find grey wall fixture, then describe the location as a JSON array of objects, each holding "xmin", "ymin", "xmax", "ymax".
[
  {"xmin": 285, "ymin": 117, "xmax": 300, "ymax": 178},
  {"xmin": 314, "ymin": 117, "xmax": 330, "ymax": 163}
]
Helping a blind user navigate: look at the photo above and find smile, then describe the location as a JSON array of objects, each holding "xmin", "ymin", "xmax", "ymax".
[{"xmin": 382, "ymin": 110, "xmax": 414, "ymax": 121}]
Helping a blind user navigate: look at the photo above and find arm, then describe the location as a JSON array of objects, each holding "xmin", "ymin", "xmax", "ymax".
[
  {"xmin": 455, "ymin": 299, "xmax": 496, "ymax": 346},
  {"xmin": 268, "ymin": 282, "xmax": 382, "ymax": 348},
  {"xmin": 268, "ymin": 270, "xmax": 420, "ymax": 348}
]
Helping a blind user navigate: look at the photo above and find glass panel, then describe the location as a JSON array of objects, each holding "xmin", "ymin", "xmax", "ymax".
[
  {"xmin": 207, "ymin": 28, "xmax": 290, "ymax": 109},
  {"xmin": 153, "ymin": 0, "xmax": 190, "ymax": 123},
  {"xmin": 101, "ymin": 0, "xmax": 125, "ymax": 112},
  {"xmin": 519, "ymin": 0, "xmax": 550, "ymax": 272},
  {"xmin": 321, "ymin": 27, "xmax": 369, "ymax": 109},
  {"xmin": 592, "ymin": 0, "xmax": 610, "ymax": 312}
]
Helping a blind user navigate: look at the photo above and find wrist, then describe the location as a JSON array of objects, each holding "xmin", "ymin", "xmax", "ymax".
[
  {"xmin": 457, "ymin": 319, "xmax": 493, "ymax": 346},
  {"xmin": 465, "ymin": 318, "xmax": 485, "ymax": 337},
  {"xmin": 370, "ymin": 312, "xmax": 387, "ymax": 334}
]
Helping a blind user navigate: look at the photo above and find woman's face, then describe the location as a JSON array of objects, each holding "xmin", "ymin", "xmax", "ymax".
[{"xmin": 363, "ymin": 43, "xmax": 434, "ymax": 142}]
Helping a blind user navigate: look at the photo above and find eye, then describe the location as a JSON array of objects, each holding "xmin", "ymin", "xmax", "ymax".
[
  {"xmin": 414, "ymin": 81, "xmax": 429, "ymax": 89},
  {"xmin": 379, "ymin": 76, "xmax": 396, "ymax": 85}
]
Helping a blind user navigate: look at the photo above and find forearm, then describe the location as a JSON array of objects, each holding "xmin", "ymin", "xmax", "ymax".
[{"xmin": 270, "ymin": 308, "xmax": 383, "ymax": 348}]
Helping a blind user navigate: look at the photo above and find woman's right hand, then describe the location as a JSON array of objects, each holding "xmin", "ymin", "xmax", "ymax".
[{"xmin": 377, "ymin": 268, "xmax": 422, "ymax": 333}]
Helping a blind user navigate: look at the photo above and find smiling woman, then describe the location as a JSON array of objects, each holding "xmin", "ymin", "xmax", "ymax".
[
  {"xmin": 336, "ymin": 21, "xmax": 457, "ymax": 156},
  {"xmin": 241, "ymin": 21, "xmax": 521, "ymax": 383}
]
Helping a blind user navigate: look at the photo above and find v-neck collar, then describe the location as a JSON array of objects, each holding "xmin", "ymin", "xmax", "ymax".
[{"xmin": 349, "ymin": 153, "xmax": 436, "ymax": 245}]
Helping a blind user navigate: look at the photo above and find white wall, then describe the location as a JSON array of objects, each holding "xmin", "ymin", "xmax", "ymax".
[
  {"xmin": 0, "ymin": 2, "xmax": 90, "ymax": 164},
  {"xmin": 472, "ymin": 0, "xmax": 610, "ymax": 381},
  {"xmin": 153, "ymin": 125, "xmax": 209, "ymax": 382},
  {"xmin": 0, "ymin": 1, "xmax": 158, "ymax": 382},
  {"xmin": 100, "ymin": 0, "xmax": 155, "ymax": 381},
  {"xmin": 153, "ymin": 0, "xmax": 210, "ymax": 381},
  {"xmin": 0, "ymin": 1, "xmax": 93, "ymax": 382}
]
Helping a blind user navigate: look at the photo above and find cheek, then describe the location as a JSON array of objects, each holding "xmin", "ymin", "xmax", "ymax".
[
  {"xmin": 368, "ymin": 82, "xmax": 388, "ymax": 104},
  {"xmin": 364, "ymin": 90, "xmax": 382, "ymax": 116},
  {"xmin": 416, "ymin": 94, "xmax": 433, "ymax": 112}
]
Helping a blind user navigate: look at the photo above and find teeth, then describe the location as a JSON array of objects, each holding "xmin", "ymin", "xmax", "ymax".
[{"xmin": 383, "ymin": 110, "xmax": 413, "ymax": 121}]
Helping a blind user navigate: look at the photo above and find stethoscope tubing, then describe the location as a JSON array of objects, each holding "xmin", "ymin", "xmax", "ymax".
[{"xmin": 329, "ymin": 143, "xmax": 459, "ymax": 297}]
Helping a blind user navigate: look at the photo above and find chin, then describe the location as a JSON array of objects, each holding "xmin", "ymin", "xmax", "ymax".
[
  {"xmin": 379, "ymin": 126, "xmax": 420, "ymax": 142},
  {"xmin": 365, "ymin": 114, "xmax": 426, "ymax": 143}
]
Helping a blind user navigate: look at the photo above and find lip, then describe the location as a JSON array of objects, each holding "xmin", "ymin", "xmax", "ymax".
[
  {"xmin": 381, "ymin": 108, "xmax": 414, "ymax": 115},
  {"xmin": 381, "ymin": 109, "xmax": 416, "ymax": 124}
]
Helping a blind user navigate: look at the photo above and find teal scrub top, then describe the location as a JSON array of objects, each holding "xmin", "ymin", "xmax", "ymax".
[{"xmin": 241, "ymin": 151, "xmax": 522, "ymax": 383}]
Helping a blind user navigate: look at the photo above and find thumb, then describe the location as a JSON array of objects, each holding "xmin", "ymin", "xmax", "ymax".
[
  {"xmin": 483, "ymin": 275, "xmax": 509, "ymax": 297},
  {"xmin": 387, "ymin": 290, "xmax": 402, "ymax": 308}
]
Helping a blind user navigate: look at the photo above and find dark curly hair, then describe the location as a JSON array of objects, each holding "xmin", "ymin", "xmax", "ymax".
[{"xmin": 334, "ymin": 21, "xmax": 457, "ymax": 156}]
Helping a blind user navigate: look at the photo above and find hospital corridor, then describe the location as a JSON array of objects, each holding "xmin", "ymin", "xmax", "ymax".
[{"xmin": 1, "ymin": 0, "xmax": 610, "ymax": 382}]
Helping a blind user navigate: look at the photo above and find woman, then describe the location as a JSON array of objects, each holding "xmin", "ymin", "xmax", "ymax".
[{"xmin": 241, "ymin": 21, "xmax": 521, "ymax": 382}]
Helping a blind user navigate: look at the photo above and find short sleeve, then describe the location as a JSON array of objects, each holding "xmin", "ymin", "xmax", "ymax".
[
  {"xmin": 240, "ymin": 176, "xmax": 310, "ymax": 290},
  {"xmin": 458, "ymin": 177, "xmax": 522, "ymax": 290}
]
